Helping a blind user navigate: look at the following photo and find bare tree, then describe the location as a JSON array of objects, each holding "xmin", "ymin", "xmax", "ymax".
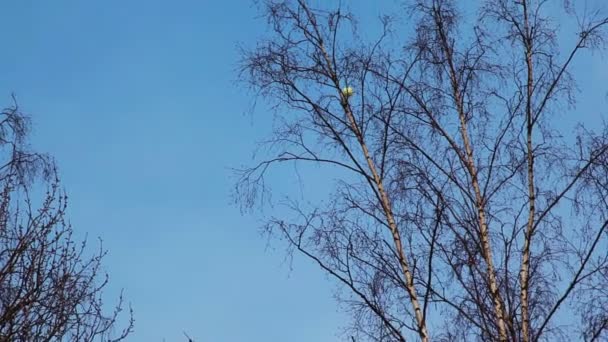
[
  {"xmin": 237, "ymin": 0, "xmax": 608, "ymax": 341},
  {"xmin": 0, "ymin": 98, "xmax": 134, "ymax": 341}
]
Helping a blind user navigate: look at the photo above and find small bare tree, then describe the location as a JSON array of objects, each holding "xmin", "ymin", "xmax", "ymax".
[
  {"xmin": 237, "ymin": 0, "xmax": 608, "ymax": 341},
  {"xmin": 0, "ymin": 98, "xmax": 134, "ymax": 341}
]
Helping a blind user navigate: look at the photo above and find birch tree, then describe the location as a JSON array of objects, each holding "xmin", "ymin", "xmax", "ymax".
[{"xmin": 237, "ymin": 1, "xmax": 608, "ymax": 340}]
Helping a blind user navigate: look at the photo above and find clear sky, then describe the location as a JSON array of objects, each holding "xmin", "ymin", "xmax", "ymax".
[
  {"xmin": 0, "ymin": 1, "xmax": 351, "ymax": 340},
  {"xmin": 0, "ymin": 1, "xmax": 606, "ymax": 342}
]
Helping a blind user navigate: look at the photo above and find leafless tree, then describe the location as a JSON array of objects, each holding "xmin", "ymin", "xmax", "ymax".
[
  {"xmin": 0, "ymin": 98, "xmax": 134, "ymax": 341},
  {"xmin": 237, "ymin": 0, "xmax": 608, "ymax": 341}
]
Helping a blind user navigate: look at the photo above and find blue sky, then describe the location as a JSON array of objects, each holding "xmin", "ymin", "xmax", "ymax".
[
  {"xmin": 0, "ymin": 1, "xmax": 354, "ymax": 340},
  {"xmin": 0, "ymin": 1, "xmax": 606, "ymax": 341}
]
